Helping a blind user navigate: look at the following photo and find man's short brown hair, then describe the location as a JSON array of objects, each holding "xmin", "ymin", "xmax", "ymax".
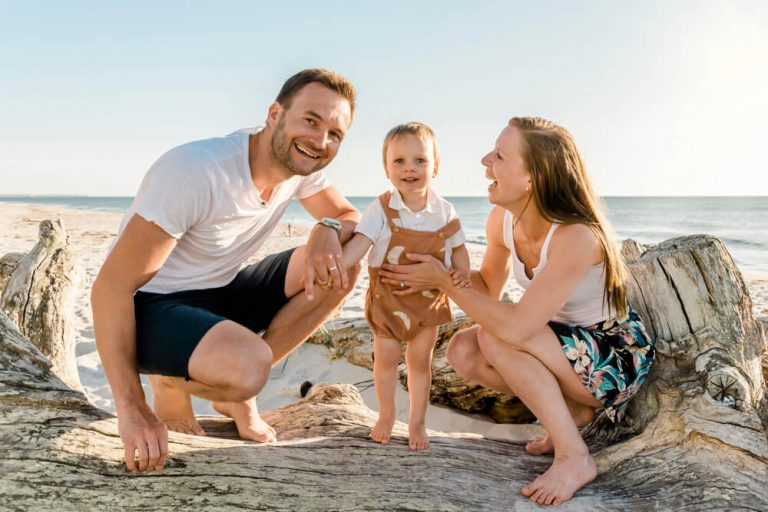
[{"xmin": 275, "ymin": 68, "xmax": 357, "ymax": 116}]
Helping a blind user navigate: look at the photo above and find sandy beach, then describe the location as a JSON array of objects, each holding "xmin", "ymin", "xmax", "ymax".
[{"xmin": 1, "ymin": 202, "xmax": 766, "ymax": 440}]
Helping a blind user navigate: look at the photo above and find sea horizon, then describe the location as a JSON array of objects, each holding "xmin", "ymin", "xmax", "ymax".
[{"xmin": 1, "ymin": 195, "xmax": 766, "ymax": 276}]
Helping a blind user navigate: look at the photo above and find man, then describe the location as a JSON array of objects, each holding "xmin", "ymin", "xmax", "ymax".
[{"xmin": 92, "ymin": 69, "xmax": 360, "ymax": 473}]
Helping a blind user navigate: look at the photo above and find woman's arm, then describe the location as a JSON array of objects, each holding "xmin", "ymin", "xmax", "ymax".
[
  {"xmin": 381, "ymin": 220, "xmax": 601, "ymax": 345},
  {"xmin": 449, "ymin": 224, "xmax": 599, "ymax": 342}
]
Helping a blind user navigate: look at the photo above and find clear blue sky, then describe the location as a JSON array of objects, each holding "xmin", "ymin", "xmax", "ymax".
[{"xmin": 1, "ymin": 0, "xmax": 766, "ymax": 196}]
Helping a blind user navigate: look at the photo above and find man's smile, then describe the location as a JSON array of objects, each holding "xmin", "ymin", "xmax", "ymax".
[{"xmin": 294, "ymin": 142, "xmax": 321, "ymax": 159}]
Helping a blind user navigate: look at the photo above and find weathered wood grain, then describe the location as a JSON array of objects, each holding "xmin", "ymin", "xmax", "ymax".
[
  {"xmin": 1, "ymin": 227, "xmax": 767, "ymax": 510},
  {"xmin": 1, "ymin": 220, "xmax": 82, "ymax": 390}
]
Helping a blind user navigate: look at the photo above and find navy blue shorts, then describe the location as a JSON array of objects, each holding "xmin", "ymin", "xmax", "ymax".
[{"xmin": 133, "ymin": 248, "xmax": 296, "ymax": 379}]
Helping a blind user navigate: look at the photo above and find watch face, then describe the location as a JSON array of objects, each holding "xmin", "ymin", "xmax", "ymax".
[{"xmin": 322, "ymin": 217, "xmax": 341, "ymax": 229}]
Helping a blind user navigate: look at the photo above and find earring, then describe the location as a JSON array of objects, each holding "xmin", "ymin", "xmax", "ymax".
[{"xmin": 525, "ymin": 185, "xmax": 529, "ymax": 192}]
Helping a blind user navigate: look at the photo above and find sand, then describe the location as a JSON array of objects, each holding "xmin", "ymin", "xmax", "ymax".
[{"xmin": 1, "ymin": 202, "xmax": 765, "ymax": 440}]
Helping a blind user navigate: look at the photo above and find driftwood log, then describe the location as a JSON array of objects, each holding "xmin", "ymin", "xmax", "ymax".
[
  {"xmin": 308, "ymin": 316, "xmax": 537, "ymax": 423},
  {"xmin": 0, "ymin": 220, "xmax": 82, "ymax": 391},
  {"xmin": 1, "ymin": 228, "xmax": 767, "ymax": 510}
]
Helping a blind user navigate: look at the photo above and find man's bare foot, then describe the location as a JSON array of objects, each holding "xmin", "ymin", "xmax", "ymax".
[
  {"xmin": 521, "ymin": 452, "xmax": 598, "ymax": 506},
  {"xmin": 370, "ymin": 413, "xmax": 396, "ymax": 444},
  {"xmin": 525, "ymin": 405, "xmax": 595, "ymax": 456},
  {"xmin": 149, "ymin": 375, "xmax": 207, "ymax": 436},
  {"xmin": 408, "ymin": 421, "xmax": 430, "ymax": 451},
  {"xmin": 212, "ymin": 400, "xmax": 277, "ymax": 443}
]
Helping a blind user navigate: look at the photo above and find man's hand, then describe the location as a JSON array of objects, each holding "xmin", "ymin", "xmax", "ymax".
[
  {"xmin": 304, "ymin": 224, "xmax": 347, "ymax": 300},
  {"xmin": 117, "ymin": 401, "xmax": 169, "ymax": 473}
]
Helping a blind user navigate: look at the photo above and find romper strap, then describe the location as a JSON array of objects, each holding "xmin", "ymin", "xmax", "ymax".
[
  {"xmin": 436, "ymin": 217, "xmax": 462, "ymax": 240},
  {"xmin": 378, "ymin": 191, "xmax": 401, "ymax": 225}
]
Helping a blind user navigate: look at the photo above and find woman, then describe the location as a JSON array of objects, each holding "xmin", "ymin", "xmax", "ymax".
[{"xmin": 379, "ymin": 117, "xmax": 654, "ymax": 506}]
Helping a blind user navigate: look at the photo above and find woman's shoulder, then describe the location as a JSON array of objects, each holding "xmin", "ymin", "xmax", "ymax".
[
  {"xmin": 555, "ymin": 222, "xmax": 595, "ymax": 239},
  {"xmin": 550, "ymin": 223, "xmax": 602, "ymax": 262},
  {"xmin": 486, "ymin": 207, "xmax": 511, "ymax": 247},
  {"xmin": 488, "ymin": 206, "xmax": 509, "ymax": 225}
]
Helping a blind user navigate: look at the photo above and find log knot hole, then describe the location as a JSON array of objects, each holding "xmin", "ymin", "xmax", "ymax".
[{"xmin": 695, "ymin": 350, "xmax": 750, "ymax": 410}]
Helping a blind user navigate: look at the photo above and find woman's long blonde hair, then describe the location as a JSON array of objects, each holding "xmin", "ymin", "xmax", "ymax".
[{"xmin": 510, "ymin": 117, "xmax": 627, "ymax": 320}]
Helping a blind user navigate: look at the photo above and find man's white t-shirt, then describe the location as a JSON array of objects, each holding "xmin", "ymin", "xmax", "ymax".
[
  {"xmin": 355, "ymin": 188, "xmax": 465, "ymax": 268},
  {"xmin": 115, "ymin": 127, "xmax": 329, "ymax": 293}
]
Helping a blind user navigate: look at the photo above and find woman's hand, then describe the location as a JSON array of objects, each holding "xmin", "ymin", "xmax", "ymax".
[{"xmin": 379, "ymin": 253, "xmax": 452, "ymax": 296}]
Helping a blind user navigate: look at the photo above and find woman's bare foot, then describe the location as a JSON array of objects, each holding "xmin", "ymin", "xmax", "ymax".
[
  {"xmin": 149, "ymin": 375, "xmax": 207, "ymax": 436},
  {"xmin": 525, "ymin": 434, "xmax": 553, "ymax": 456},
  {"xmin": 408, "ymin": 421, "xmax": 430, "ymax": 451},
  {"xmin": 370, "ymin": 413, "xmax": 396, "ymax": 444},
  {"xmin": 525, "ymin": 405, "xmax": 595, "ymax": 456},
  {"xmin": 521, "ymin": 452, "xmax": 598, "ymax": 506},
  {"xmin": 212, "ymin": 400, "xmax": 276, "ymax": 443}
]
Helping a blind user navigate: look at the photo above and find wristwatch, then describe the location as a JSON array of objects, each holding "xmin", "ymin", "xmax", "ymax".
[{"xmin": 317, "ymin": 217, "xmax": 342, "ymax": 238}]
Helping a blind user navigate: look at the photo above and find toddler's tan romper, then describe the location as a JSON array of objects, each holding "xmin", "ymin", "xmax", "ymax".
[{"xmin": 365, "ymin": 192, "xmax": 461, "ymax": 341}]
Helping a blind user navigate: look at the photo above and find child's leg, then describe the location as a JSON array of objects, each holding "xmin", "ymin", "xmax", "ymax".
[
  {"xmin": 370, "ymin": 334, "xmax": 402, "ymax": 444},
  {"xmin": 405, "ymin": 326, "xmax": 439, "ymax": 451}
]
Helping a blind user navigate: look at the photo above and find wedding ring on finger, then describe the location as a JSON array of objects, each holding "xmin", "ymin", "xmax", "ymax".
[
  {"xmin": 328, "ymin": 265, "xmax": 337, "ymax": 271},
  {"xmin": 400, "ymin": 280, "xmax": 406, "ymax": 289}
]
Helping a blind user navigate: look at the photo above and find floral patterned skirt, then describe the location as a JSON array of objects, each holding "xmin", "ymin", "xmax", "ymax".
[{"xmin": 548, "ymin": 309, "xmax": 654, "ymax": 423}]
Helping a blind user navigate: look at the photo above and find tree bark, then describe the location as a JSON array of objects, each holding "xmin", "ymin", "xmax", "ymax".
[
  {"xmin": 308, "ymin": 316, "xmax": 537, "ymax": 423},
  {"xmin": 1, "ymin": 220, "xmax": 83, "ymax": 390},
  {"xmin": 1, "ymin": 233, "xmax": 767, "ymax": 510},
  {"xmin": 0, "ymin": 252, "xmax": 24, "ymax": 295}
]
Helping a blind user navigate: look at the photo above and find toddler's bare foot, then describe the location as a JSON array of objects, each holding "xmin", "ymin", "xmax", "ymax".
[
  {"xmin": 212, "ymin": 400, "xmax": 276, "ymax": 443},
  {"xmin": 370, "ymin": 414, "xmax": 396, "ymax": 444},
  {"xmin": 149, "ymin": 375, "xmax": 207, "ymax": 436},
  {"xmin": 525, "ymin": 406, "xmax": 595, "ymax": 456},
  {"xmin": 521, "ymin": 452, "xmax": 598, "ymax": 506},
  {"xmin": 408, "ymin": 422, "xmax": 430, "ymax": 451}
]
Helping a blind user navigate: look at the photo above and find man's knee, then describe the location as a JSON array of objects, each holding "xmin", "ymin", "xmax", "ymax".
[
  {"xmin": 204, "ymin": 326, "xmax": 272, "ymax": 401},
  {"xmin": 224, "ymin": 348, "xmax": 271, "ymax": 401},
  {"xmin": 314, "ymin": 262, "xmax": 361, "ymax": 303},
  {"xmin": 336, "ymin": 262, "xmax": 361, "ymax": 297}
]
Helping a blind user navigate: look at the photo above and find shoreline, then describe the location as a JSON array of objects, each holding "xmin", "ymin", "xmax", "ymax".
[{"xmin": 1, "ymin": 201, "xmax": 766, "ymax": 438}]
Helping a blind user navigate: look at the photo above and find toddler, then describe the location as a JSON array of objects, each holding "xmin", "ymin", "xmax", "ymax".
[{"xmin": 341, "ymin": 122, "xmax": 470, "ymax": 450}]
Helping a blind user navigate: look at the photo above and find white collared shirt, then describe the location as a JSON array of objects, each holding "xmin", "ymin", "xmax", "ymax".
[{"xmin": 355, "ymin": 187, "xmax": 465, "ymax": 268}]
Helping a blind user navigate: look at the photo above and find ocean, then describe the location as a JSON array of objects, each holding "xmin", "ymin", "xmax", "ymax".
[{"xmin": 2, "ymin": 195, "xmax": 766, "ymax": 275}]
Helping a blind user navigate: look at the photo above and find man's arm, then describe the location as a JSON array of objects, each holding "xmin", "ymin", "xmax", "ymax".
[
  {"xmin": 299, "ymin": 185, "xmax": 361, "ymax": 299},
  {"xmin": 91, "ymin": 214, "xmax": 177, "ymax": 473}
]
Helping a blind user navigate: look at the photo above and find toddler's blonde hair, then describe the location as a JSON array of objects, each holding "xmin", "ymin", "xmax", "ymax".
[{"xmin": 382, "ymin": 122, "xmax": 440, "ymax": 168}]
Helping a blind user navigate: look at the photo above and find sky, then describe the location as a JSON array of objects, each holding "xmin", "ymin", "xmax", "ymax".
[{"xmin": 1, "ymin": 0, "xmax": 767, "ymax": 197}]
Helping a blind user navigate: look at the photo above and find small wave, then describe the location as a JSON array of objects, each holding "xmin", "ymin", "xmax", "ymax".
[
  {"xmin": 719, "ymin": 237, "xmax": 765, "ymax": 249},
  {"xmin": 465, "ymin": 235, "xmax": 487, "ymax": 246}
]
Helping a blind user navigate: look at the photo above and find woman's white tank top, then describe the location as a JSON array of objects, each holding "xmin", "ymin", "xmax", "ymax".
[{"xmin": 502, "ymin": 211, "xmax": 613, "ymax": 326}]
